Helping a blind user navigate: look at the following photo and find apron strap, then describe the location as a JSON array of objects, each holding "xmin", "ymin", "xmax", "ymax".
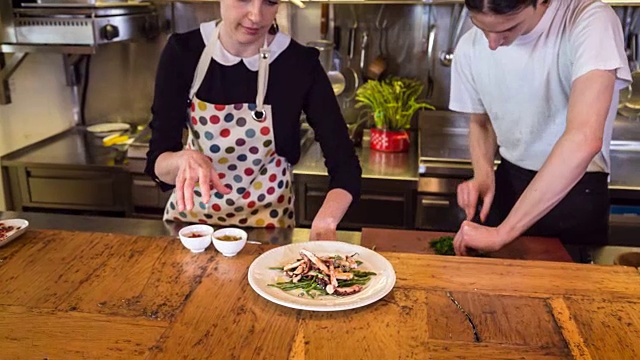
[
  {"xmin": 188, "ymin": 20, "xmax": 271, "ymax": 122},
  {"xmin": 189, "ymin": 22, "xmax": 219, "ymax": 101},
  {"xmin": 253, "ymin": 40, "xmax": 270, "ymax": 121}
]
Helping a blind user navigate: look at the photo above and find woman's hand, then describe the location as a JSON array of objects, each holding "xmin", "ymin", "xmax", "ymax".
[
  {"xmin": 310, "ymin": 217, "xmax": 338, "ymax": 241},
  {"xmin": 174, "ymin": 149, "xmax": 230, "ymax": 211},
  {"xmin": 308, "ymin": 189, "xmax": 352, "ymax": 241},
  {"xmin": 457, "ymin": 176, "xmax": 495, "ymax": 223}
]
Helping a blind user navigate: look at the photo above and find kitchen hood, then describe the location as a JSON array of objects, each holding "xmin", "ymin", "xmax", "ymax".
[{"xmin": 0, "ymin": 0, "xmax": 159, "ymax": 105}]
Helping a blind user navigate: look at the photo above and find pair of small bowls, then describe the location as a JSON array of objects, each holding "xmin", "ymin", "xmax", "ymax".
[{"xmin": 178, "ymin": 224, "xmax": 247, "ymax": 256}]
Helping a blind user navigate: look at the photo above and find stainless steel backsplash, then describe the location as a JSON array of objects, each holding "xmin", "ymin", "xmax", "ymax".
[
  {"xmin": 80, "ymin": 0, "xmax": 640, "ymax": 140},
  {"xmin": 83, "ymin": 2, "xmax": 221, "ymax": 126},
  {"xmin": 81, "ymin": 2, "xmax": 468, "ymax": 126}
]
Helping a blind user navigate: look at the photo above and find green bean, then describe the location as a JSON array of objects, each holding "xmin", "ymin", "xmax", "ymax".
[{"xmin": 351, "ymin": 270, "xmax": 377, "ymax": 277}]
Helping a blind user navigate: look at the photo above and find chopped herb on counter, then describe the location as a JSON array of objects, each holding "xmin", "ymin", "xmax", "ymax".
[
  {"xmin": 430, "ymin": 236, "xmax": 455, "ymax": 256},
  {"xmin": 429, "ymin": 235, "xmax": 489, "ymax": 257}
]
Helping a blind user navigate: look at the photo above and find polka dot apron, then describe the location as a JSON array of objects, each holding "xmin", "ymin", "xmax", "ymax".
[{"xmin": 163, "ymin": 25, "xmax": 295, "ymax": 228}]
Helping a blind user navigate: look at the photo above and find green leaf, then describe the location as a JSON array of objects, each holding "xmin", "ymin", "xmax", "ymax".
[{"xmin": 355, "ymin": 77, "xmax": 435, "ymax": 131}]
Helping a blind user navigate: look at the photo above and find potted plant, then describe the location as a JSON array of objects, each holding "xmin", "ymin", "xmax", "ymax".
[{"xmin": 355, "ymin": 77, "xmax": 435, "ymax": 152}]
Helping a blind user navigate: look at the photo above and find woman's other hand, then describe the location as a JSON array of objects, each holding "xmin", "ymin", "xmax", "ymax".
[
  {"xmin": 308, "ymin": 189, "xmax": 352, "ymax": 241},
  {"xmin": 173, "ymin": 149, "xmax": 231, "ymax": 211},
  {"xmin": 310, "ymin": 217, "xmax": 338, "ymax": 241}
]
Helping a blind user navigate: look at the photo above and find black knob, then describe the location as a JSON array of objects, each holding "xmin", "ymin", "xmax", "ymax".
[
  {"xmin": 101, "ymin": 24, "xmax": 120, "ymax": 41},
  {"xmin": 143, "ymin": 18, "xmax": 160, "ymax": 39}
]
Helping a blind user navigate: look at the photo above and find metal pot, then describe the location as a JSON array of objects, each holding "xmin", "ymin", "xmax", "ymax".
[{"xmin": 306, "ymin": 39, "xmax": 334, "ymax": 73}]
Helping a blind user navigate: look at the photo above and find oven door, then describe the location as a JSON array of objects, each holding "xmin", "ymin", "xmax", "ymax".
[
  {"xmin": 415, "ymin": 176, "xmax": 467, "ymax": 232},
  {"xmin": 416, "ymin": 194, "xmax": 466, "ymax": 231}
]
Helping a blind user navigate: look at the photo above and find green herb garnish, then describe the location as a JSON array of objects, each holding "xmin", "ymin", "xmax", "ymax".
[
  {"xmin": 429, "ymin": 236, "xmax": 489, "ymax": 257},
  {"xmin": 430, "ymin": 236, "xmax": 455, "ymax": 256}
]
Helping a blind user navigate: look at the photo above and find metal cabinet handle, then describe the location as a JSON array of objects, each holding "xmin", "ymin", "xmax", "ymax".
[
  {"xmin": 133, "ymin": 179, "xmax": 158, "ymax": 187},
  {"xmin": 421, "ymin": 198, "xmax": 450, "ymax": 207}
]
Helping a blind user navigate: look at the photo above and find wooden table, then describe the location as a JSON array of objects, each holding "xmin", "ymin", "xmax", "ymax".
[{"xmin": 1, "ymin": 229, "xmax": 639, "ymax": 359}]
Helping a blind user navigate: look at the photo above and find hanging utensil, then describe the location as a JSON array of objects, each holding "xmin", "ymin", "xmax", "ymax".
[
  {"xmin": 425, "ymin": 7, "xmax": 436, "ymax": 98},
  {"xmin": 320, "ymin": 3, "xmax": 329, "ymax": 40},
  {"xmin": 359, "ymin": 30, "xmax": 369, "ymax": 81},
  {"xmin": 316, "ymin": 3, "xmax": 345, "ymax": 96},
  {"xmin": 366, "ymin": 5, "xmax": 388, "ymax": 81},
  {"xmin": 339, "ymin": 6, "xmax": 360, "ymax": 100},
  {"xmin": 439, "ymin": 5, "xmax": 468, "ymax": 67}
]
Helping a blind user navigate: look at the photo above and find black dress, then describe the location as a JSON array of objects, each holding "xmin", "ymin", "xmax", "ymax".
[{"xmin": 145, "ymin": 28, "xmax": 362, "ymax": 201}]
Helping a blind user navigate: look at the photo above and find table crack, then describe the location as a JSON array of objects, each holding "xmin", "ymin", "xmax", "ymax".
[{"xmin": 446, "ymin": 291, "xmax": 481, "ymax": 343}]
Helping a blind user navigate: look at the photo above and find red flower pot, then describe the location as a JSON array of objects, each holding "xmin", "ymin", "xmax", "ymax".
[{"xmin": 370, "ymin": 128, "xmax": 410, "ymax": 153}]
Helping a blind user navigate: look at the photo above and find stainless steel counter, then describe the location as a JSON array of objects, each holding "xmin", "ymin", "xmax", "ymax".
[
  {"xmin": 293, "ymin": 131, "xmax": 419, "ymax": 182},
  {"xmin": 0, "ymin": 127, "xmax": 126, "ymax": 170},
  {"xmin": 0, "ymin": 211, "xmax": 362, "ymax": 245},
  {"xmin": 418, "ymin": 111, "xmax": 640, "ymax": 193}
]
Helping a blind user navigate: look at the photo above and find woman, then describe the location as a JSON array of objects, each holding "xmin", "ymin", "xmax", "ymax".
[{"xmin": 144, "ymin": 0, "xmax": 362, "ymax": 240}]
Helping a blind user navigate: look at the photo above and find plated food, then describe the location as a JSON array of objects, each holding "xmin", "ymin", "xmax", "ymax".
[
  {"xmin": 268, "ymin": 249, "xmax": 376, "ymax": 298},
  {"xmin": 0, "ymin": 219, "xmax": 29, "ymax": 247},
  {"xmin": 0, "ymin": 223, "xmax": 18, "ymax": 241},
  {"xmin": 248, "ymin": 241, "xmax": 396, "ymax": 311}
]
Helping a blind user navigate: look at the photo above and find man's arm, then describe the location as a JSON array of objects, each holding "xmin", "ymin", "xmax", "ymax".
[
  {"xmin": 469, "ymin": 114, "xmax": 498, "ymax": 183},
  {"xmin": 496, "ymin": 69, "xmax": 615, "ymax": 242},
  {"xmin": 457, "ymin": 114, "xmax": 499, "ymax": 221}
]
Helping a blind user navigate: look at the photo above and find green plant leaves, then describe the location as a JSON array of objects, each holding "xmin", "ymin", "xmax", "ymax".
[{"xmin": 355, "ymin": 77, "xmax": 435, "ymax": 131}]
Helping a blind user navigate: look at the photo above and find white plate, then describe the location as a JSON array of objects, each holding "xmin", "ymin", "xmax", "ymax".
[
  {"xmin": 248, "ymin": 241, "xmax": 396, "ymax": 311},
  {"xmin": 86, "ymin": 123, "xmax": 130, "ymax": 137},
  {"xmin": 0, "ymin": 219, "xmax": 29, "ymax": 248}
]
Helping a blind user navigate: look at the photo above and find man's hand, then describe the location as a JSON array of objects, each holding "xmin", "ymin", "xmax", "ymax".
[
  {"xmin": 453, "ymin": 220, "xmax": 509, "ymax": 256},
  {"xmin": 457, "ymin": 176, "xmax": 495, "ymax": 223}
]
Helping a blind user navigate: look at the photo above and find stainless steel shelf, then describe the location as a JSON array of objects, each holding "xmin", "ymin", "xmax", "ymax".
[
  {"xmin": 0, "ymin": 43, "xmax": 97, "ymax": 54},
  {"xmin": 155, "ymin": 0, "xmax": 467, "ymax": 4},
  {"xmin": 155, "ymin": 0, "xmax": 640, "ymax": 4}
]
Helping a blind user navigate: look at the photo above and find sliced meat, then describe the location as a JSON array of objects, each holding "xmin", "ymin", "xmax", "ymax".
[
  {"xmin": 300, "ymin": 249, "xmax": 330, "ymax": 274},
  {"xmin": 329, "ymin": 263, "xmax": 338, "ymax": 288},
  {"xmin": 334, "ymin": 271, "xmax": 354, "ymax": 280},
  {"xmin": 283, "ymin": 260, "xmax": 304, "ymax": 271},
  {"xmin": 333, "ymin": 285, "xmax": 363, "ymax": 296}
]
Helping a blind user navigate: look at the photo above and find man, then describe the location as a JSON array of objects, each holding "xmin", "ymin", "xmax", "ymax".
[{"xmin": 449, "ymin": 0, "xmax": 631, "ymax": 256}]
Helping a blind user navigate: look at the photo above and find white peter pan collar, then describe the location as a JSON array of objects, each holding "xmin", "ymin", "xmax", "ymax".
[{"xmin": 200, "ymin": 20, "xmax": 291, "ymax": 71}]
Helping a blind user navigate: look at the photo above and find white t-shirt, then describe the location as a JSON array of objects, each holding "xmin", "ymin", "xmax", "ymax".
[{"xmin": 449, "ymin": 0, "xmax": 631, "ymax": 173}]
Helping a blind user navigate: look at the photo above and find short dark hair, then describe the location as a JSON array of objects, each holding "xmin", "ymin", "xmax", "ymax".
[{"xmin": 465, "ymin": 0, "xmax": 547, "ymax": 15}]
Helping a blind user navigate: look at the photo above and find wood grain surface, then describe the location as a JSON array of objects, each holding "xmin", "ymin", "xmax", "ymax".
[{"xmin": 0, "ymin": 229, "xmax": 638, "ymax": 359}]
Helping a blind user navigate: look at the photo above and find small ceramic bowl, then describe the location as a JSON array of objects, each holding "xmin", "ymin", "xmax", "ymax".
[
  {"xmin": 212, "ymin": 228, "xmax": 248, "ymax": 257},
  {"xmin": 178, "ymin": 224, "xmax": 214, "ymax": 253}
]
